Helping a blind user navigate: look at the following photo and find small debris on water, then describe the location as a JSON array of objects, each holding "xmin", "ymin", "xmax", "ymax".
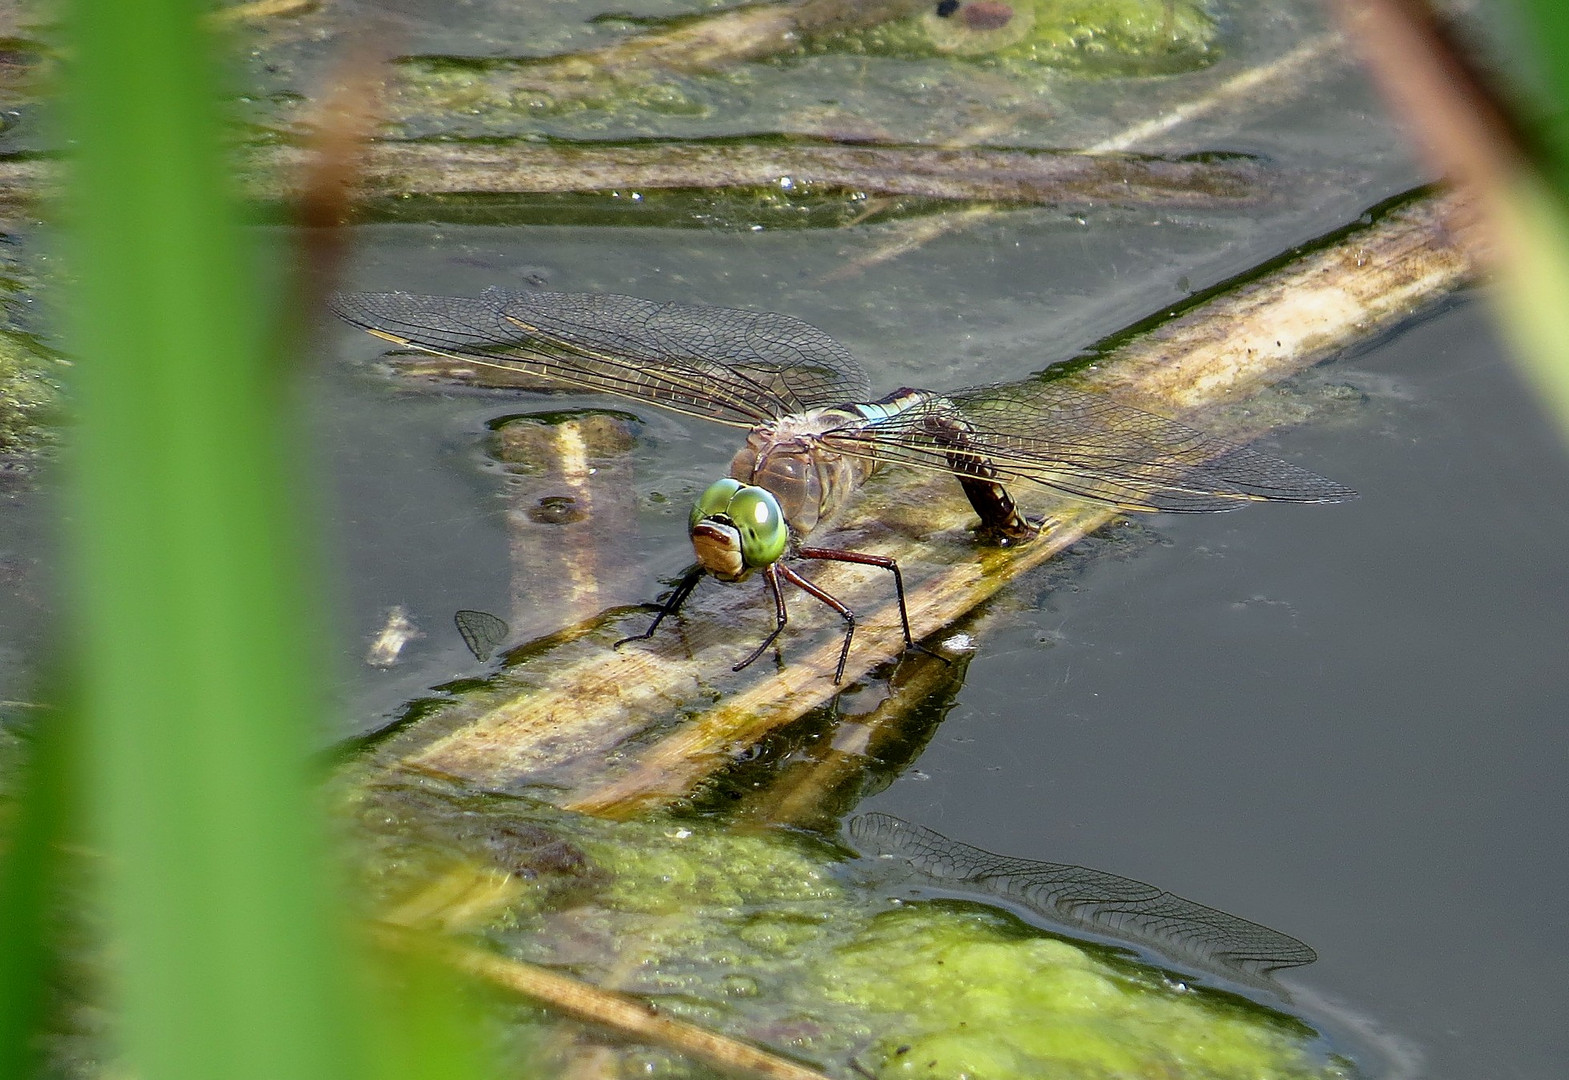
[
  {"xmin": 961, "ymin": 1, "xmax": 1016, "ymax": 31},
  {"xmin": 454, "ymin": 609, "xmax": 510, "ymax": 662},
  {"xmin": 366, "ymin": 605, "xmax": 422, "ymax": 667},
  {"xmin": 942, "ymin": 632, "xmax": 976, "ymax": 653},
  {"xmin": 527, "ymin": 494, "xmax": 588, "ymax": 524}
]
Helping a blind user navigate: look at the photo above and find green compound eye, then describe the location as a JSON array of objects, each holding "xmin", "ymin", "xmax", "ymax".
[
  {"xmin": 726, "ymin": 486, "xmax": 788, "ymax": 568},
  {"xmin": 691, "ymin": 477, "xmax": 744, "ymax": 532},
  {"xmin": 691, "ymin": 479, "xmax": 788, "ymax": 569}
]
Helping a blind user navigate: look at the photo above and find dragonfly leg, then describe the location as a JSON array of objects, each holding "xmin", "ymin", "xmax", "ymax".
[
  {"xmin": 614, "ymin": 563, "xmax": 705, "ymax": 649},
  {"xmin": 732, "ymin": 564, "xmax": 792, "ymax": 673},
  {"xmin": 774, "ymin": 562, "xmax": 856, "ymax": 683},
  {"xmin": 798, "ymin": 546, "xmax": 917, "ymax": 653}
]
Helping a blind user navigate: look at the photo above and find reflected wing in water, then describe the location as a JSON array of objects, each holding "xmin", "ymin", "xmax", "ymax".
[
  {"xmin": 329, "ymin": 289, "xmax": 873, "ymax": 429},
  {"xmin": 825, "ymin": 380, "xmax": 1356, "ymax": 512},
  {"xmin": 848, "ymin": 812, "xmax": 1317, "ymax": 983},
  {"xmin": 454, "ymin": 609, "xmax": 510, "ymax": 663}
]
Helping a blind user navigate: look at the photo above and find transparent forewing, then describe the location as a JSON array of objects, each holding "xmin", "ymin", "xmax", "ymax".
[
  {"xmin": 821, "ymin": 380, "xmax": 1356, "ymax": 512},
  {"xmin": 329, "ymin": 289, "xmax": 873, "ymax": 429},
  {"xmin": 850, "ymin": 813, "xmax": 1318, "ymax": 981},
  {"xmin": 453, "ymin": 609, "xmax": 509, "ymax": 663}
]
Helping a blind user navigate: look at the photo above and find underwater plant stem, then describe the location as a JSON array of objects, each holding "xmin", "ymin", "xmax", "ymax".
[
  {"xmin": 1084, "ymin": 30, "xmax": 1344, "ymax": 154},
  {"xmin": 829, "ymin": 28, "xmax": 1351, "ymax": 277},
  {"xmin": 0, "ymin": 142, "xmax": 1281, "ymax": 210},
  {"xmin": 374, "ymin": 925, "xmax": 836, "ymax": 1080}
]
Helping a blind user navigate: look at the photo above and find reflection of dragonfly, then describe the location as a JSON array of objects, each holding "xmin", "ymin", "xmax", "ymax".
[
  {"xmin": 850, "ymin": 812, "xmax": 1317, "ymax": 988},
  {"xmin": 331, "ymin": 288, "xmax": 1354, "ymax": 680},
  {"xmin": 454, "ymin": 609, "xmax": 509, "ymax": 663}
]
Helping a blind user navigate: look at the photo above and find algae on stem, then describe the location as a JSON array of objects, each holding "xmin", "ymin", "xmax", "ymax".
[
  {"xmin": 0, "ymin": 325, "xmax": 61, "ymax": 458},
  {"xmin": 386, "ymin": 0, "xmax": 1219, "ymax": 131},
  {"xmin": 815, "ymin": 0, "xmax": 1218, "ymax": 74}
]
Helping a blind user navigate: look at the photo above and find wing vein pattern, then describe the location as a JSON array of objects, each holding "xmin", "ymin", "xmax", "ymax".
[
  {"xmin": 822, "ymin": 383, "xmax": 1355, "ymax": 513},
  {"xmin": 850, "ymin": 812, "xmax": 1318, "ymax": 981},
  {"xmin": 329, "ymin": 289, "xmax": 873, "ymax": 429},
  {"xmin": 331, "ymin": 289, "xmax": 1355, "ymax": 514}
]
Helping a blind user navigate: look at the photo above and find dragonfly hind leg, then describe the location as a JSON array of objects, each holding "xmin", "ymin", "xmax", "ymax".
[
  {"xmin": 794, "ymin": 545, "xmax": 941, "ymax": 681},
  {"xmin": 798, "ymin": 546, "xmax": 917, "ymax": 654}
]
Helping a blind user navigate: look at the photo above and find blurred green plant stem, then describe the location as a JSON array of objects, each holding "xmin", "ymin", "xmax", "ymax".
[
  {"xmin": 1501, "ymin": 1, "xmax": 1569, "ymax": 436},
  {"xmin": 1329, "ymin": 0, "xmax": 1569, "ymax": 444},
  {"xmin": 53, "ymin": 0, "xmax": 362, "ymax": 1076},
  {"xmin": 1488, "ymin": 174, "xmax": 1569, "ymax": 439}
]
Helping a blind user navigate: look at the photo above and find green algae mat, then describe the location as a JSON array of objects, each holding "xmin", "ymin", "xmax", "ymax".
[{"xmin": 352, "ymin": 775, "xmax": 1353, "ymax": 1080}]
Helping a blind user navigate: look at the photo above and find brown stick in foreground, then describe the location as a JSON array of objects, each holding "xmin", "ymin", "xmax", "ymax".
[{"xmin": 374, "ymin": 924, "xmax": 836, "ymax": 1080}]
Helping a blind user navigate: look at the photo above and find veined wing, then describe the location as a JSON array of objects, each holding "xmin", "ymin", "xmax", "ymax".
[
  {"xmin": 822, "ymin": 380, "xmax": 1356, "ymax": 512},
  {"xmin": 850, "ymin": 812, "xmax": 1318, "ymax": 982},
  {"xmin": 329, "ymin": 289, "xmax": 873, "ymax": 429}
]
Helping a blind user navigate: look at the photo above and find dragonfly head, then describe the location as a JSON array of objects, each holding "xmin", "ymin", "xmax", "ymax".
[{"xmin": 689, "ymin": 478, "xmax": 788, "ymax": 582}]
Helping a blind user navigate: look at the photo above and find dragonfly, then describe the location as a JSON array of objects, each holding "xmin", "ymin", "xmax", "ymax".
[{"xmin": 330, "ymin": 287, "xmax": 1355, "ymax": 681}]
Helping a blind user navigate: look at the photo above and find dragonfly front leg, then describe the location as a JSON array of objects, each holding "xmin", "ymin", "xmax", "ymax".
[
  {"xmin": 732, "ymin": 563, "xmax": 792, "ymax": 674},
  {"xmin": 614, "ymin": 563, "xmax": 705, "ymax": 649}
]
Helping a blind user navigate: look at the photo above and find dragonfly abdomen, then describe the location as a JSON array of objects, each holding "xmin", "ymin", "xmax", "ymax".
[{"xmin": 857, "ymin": 389, "xmax": 1038, "ymax": 542}]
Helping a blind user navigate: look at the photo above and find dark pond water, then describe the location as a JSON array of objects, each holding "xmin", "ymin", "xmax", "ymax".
[{"xmin": 858, "ymin": 293, "xmax": 1569, "ymax": 1080}]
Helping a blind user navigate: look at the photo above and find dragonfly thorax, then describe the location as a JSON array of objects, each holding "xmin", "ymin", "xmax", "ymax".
[{"xmin": 728, "ymin": 410, "xmax": 876, "ymax": 536}]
